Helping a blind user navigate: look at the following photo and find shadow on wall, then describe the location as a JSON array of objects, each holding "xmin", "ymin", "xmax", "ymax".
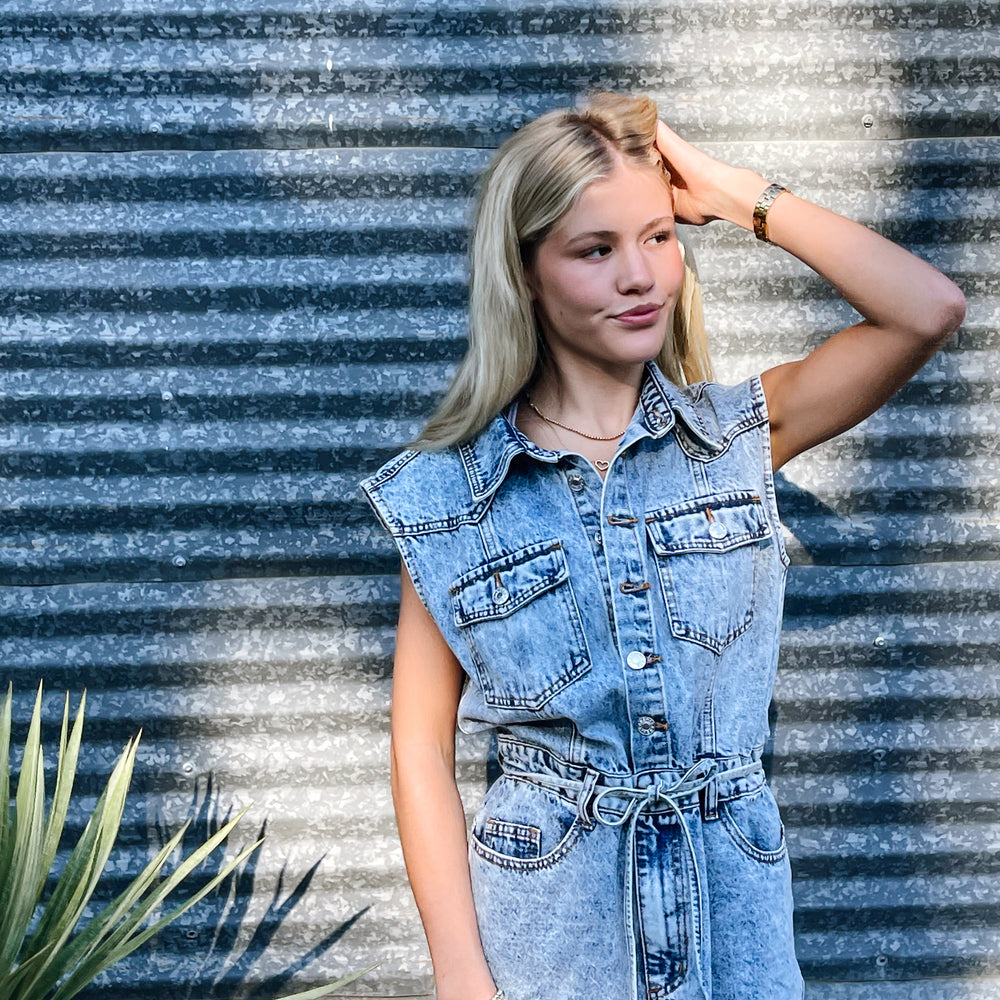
[
  {"xmin": 70, "ymin": 773, "xmax": 368, "ymax": 1000},
  {"xmin": 175, "ymin": 775, "xmax": 368, "ymax": 1000},
  {"xmin": 775, "ymin": 130, "xmax": 988, "ymax": 985}
]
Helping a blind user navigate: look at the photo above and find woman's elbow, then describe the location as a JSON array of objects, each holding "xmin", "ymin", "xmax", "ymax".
[
  {"xmin": 390, "ymin": 729, "xmax": 455, "ymax": 789},
  {"xmin": 920, "ymin": 278, "xmax": 966, "ymax": 345}
]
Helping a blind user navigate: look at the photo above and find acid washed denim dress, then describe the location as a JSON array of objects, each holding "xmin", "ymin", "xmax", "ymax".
[{"xmin": 360, "ymin": 361, "xmax": 804, "ymax": 1000}]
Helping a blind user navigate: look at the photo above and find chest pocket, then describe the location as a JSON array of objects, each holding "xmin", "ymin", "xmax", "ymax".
[
  {"xmin": 646, "ymin": 492, "xmax": 771, "ymax": 654},
  {"xmin": 450, "ymin": 539, "xmax": 591, "ymax": 711}
]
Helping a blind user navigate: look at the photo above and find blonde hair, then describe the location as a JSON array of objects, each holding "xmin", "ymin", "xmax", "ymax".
[{"xmin": 415, "ymin": 92, "xmax": 712, "ymax": 450}]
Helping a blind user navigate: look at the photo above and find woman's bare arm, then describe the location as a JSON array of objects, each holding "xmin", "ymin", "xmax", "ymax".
[
  {"xmin": 391, "ymin": 564, "xmax": 498, "ymax": 1000},
  {"xmin": 655, "ymin": 121, "xmax": 967, "ymax": 471}
]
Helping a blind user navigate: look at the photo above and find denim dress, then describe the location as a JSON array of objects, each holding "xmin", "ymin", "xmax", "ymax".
[{"xmin": 360, "ymin": 362, "xmax": 804, "ymax": 1000}]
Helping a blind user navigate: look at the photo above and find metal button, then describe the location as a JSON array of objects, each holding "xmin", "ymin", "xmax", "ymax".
[
  {"xmin": 492, "ymin": 588, "xmax": 509, "ymax": 605},
  {"xmin": 626, "ymin": 650, "xmax": 646, "ymax": 670},
  {"xmin": 594, "ymin": 532, "xmax": 603, "ymax": 548},
  {"xmin": 567, "ymin": 473, "xmax": 585, "ymax": 492},
  {"xmin": 637, "ymin": 716, "xmax": 655, "ymax": 736},
  {"xmin": 708, "ymin": 521, "xmax": 728, "ymax": 539}
]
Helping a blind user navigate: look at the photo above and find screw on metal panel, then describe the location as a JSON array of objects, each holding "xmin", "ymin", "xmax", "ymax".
[
  {"xmin": 875, "ymin": 955, "xmax": 888, "ymax": 967},
  {"xmin": 862, "ymin": 114, "xmax": 875, "ymax": 129},
  {"xmin": 183, "ymin": 761, "xmax": 194, "ymax": 773},
  {"xmin": 161, "ymin": 390, "xmax": 174, "ymax": 402},
  {"xmin": 326, "ymin": 57, "xmax": 333, "ymax": 71},
  {"xmin": 149, "ymin": 122, "xmax": 162, "ymax": 133},
  {"xmin": 872, "ymin": 748, "xmax": 888, "ymax": 762},
  {"xmin": 868, "ymin": 537, "xmax": 882, "ymax": 551},
  {"xmin": 172, "ymin": 554, "xmax": 187, "ymax": 568},
  {"xmin": 873, "ymin": 635, "xmax": 887, "ymax": 648}
]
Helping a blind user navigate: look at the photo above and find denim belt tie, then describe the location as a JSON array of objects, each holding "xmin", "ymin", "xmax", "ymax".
[{"xmin": 504, "ymin": 756, "xmax": 764, "ymax": 998}]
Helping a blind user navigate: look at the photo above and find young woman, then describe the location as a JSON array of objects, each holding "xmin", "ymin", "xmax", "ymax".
[{"xmin": 360, "ymin": 93, "xmax": 965, "ymax": 1000}]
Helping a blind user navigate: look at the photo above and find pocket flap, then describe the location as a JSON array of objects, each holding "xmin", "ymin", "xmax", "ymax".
[
  {"xmin": 646, "ymin": 493, "xmax": 770, "ymax": 555},
  {"xmin": 451, "ymin": 539, "xmax": 569, "ymax": 627}
]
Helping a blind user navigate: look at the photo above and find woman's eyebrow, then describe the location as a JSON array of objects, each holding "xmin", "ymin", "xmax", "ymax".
[
  {"xmin": 565, "ymin": 216, "xmax": 675, "ymax": 244},
  {"xmin": 564, "ymin": 229, "xmax": 616, "ymax": 244}
]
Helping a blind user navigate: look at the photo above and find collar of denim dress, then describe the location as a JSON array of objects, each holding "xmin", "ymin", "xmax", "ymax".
[{"xmin": 459, "ymin": 361, "xmax": 724, "ymax": 504}]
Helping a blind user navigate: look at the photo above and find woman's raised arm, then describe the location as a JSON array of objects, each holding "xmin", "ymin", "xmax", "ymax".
[
  {"xmin": 654, "ymin": 121, "xmax": 967, "ymax": 472},
  {"xmin": 391, "ymin": 565, "xmax": 498, "ymax": 1000}
]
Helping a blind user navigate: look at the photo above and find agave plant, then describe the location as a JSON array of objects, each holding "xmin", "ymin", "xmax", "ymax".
[{"xmin": 0, "ymin": 684, "xmax": 374, "ymax": 1000}]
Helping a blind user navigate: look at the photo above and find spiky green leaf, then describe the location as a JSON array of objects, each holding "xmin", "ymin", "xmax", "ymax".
[
  {"xmin": 27, "ymin": 807, "xmax": 253, "ymax": 1000},
  {"xmin": 22, "ymin": 734, "xmax": 139, "ymax": 962},
  {"xmin": 11, "ymin": 820, "xmax": 193, "ymax": 1000},
  {"xmin": 49, "ymin": 834, "xmax": 264, "ymax": 1000},
  {"xmin": 1, "ymin": 687, "xmax": 376, "ymax": 1000},
  {"xmin": 37, "ymin": 693, "xmax": 85, "ymax": 899},
  {"xmin": 269, "ymin": 962, "xmax": 381, "ymax": 1000},
  {"xmin": 0, "ymin": 685, "xmax": 14, "ymax": 907},
  {"xmin": 0, "ymin": 685, "xmax": 48, "ymax": 977}
]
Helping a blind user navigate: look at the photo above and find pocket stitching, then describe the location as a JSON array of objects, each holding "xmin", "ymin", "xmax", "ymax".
[
  {"xmin": 647, "ymin": 496, "xmax": 764, "ymax": 654},
  {"xmin": 658, "ymin": 544, "xmax": 759, "ymax": 653},
  {"xmin": 471, "ymin": 816, "xmax": 585, "ymax": 871},
  {"xmin": 719, "ymin": 795, "xmax": 788, "ymax": 865},
  {"xmin": 450, "ymin": 539, "xmax": 566, "ymax": 626},
  {"xmin": 451, "ymin": 540, "xmax": 592, "ymax": 710},
  {"xmin": 471, "ymin": 777, "xmax": 584, "ymax": 872},
  {"xmin": 482, "ymin": 817, "xmax": 542, "ymax": 859},
  {"xmin": 645, "ymin": 491, "xmax": 769, "ymax": 541}
]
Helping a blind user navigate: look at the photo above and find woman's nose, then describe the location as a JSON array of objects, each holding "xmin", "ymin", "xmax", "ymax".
[{"xmin": 616, "ymin": 246, "xmax": 655, "ymax": 293}]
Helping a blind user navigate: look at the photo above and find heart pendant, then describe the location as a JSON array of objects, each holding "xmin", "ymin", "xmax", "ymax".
[{"xmin": 594, "ymin": 459, "xmax": 610, "ymax": 471}]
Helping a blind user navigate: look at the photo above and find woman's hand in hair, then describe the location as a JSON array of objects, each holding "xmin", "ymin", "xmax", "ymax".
[
  {"xmin": 654, "ymin": 122, "xmax": 964, "ymax": 474},
  {"xmin": 654, "ymin": 119, "xmax": 768, "ymax": 230}
]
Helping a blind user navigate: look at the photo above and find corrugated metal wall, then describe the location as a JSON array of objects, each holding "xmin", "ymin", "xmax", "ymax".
[{"xmin": 1, "ymin": 2, "xmax": 997, "ymax": 997}]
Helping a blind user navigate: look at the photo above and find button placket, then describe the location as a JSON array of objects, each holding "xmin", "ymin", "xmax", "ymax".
[
  {"xmin": 562, "ymin": 465, "xmax": 613, "ymax": 617},
  {"xmin": 600, "ymin": 461, "xmax": 671, "ymax": 766}
]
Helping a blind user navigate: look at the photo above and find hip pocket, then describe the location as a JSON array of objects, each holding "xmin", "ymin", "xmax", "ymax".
[
  {"xmin": 451, "ymin": 539, "xmax": 591, "ymax": 710},
  {"xmin": 646, "ymin": 492, "xmax": 770, "ymax": 654},
  {"xmin": 470, "ymin": 774, "xmax": 585, "ymax": 871},
  {"xmin": 720, "ymin": 784, "xmax": 788, "ymax": 865}
]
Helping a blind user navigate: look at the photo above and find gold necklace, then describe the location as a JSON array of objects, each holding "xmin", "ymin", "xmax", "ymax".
[{"xmin": 525, "ymin": 396, "xmax": 628, "ymax": 442}]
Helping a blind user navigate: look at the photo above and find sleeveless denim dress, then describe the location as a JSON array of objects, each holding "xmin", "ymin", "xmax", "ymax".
[{"xmin": 360, "ymin": 362, "xmax": 804, "ymax": 1000}]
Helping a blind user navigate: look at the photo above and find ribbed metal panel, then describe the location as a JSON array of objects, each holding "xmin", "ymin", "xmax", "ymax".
[{"xmin": 1, "ymin": 3, "xmax": 997, "ymax": 997}]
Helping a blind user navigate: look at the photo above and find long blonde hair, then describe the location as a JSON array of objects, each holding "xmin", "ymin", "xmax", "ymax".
[{"xmin": 416, "ymin": 92, "xmax": 712, "ymax": 450}]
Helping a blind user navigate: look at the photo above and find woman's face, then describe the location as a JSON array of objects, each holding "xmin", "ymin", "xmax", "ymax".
[{"xmin": 525, "ymin": 156, "xmax": 683, "ymax": 374}]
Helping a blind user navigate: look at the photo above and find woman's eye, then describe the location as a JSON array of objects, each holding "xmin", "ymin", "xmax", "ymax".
[
  {"xmin": 581, "ymin": 244, "xmax": 611, "ymax": 259},
  {"xmin": 649, "ymin": 230, "xmax": 674, "ymax": 245}
]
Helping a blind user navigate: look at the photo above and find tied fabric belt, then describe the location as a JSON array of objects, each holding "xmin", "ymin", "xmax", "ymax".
[{"xmin": 501, "ymin": 754, "xmax": 765, "ymax": 998}]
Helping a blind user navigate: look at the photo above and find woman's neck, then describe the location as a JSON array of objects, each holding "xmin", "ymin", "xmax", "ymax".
[{"xmin": 525, "ymin": 359, "xmax": 646, "ymax": 439}]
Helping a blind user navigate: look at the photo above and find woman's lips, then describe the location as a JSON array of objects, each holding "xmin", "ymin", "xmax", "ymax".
[{"xmin": 612, "ymin": 303, "xmax": 663, "ymax": 325}]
